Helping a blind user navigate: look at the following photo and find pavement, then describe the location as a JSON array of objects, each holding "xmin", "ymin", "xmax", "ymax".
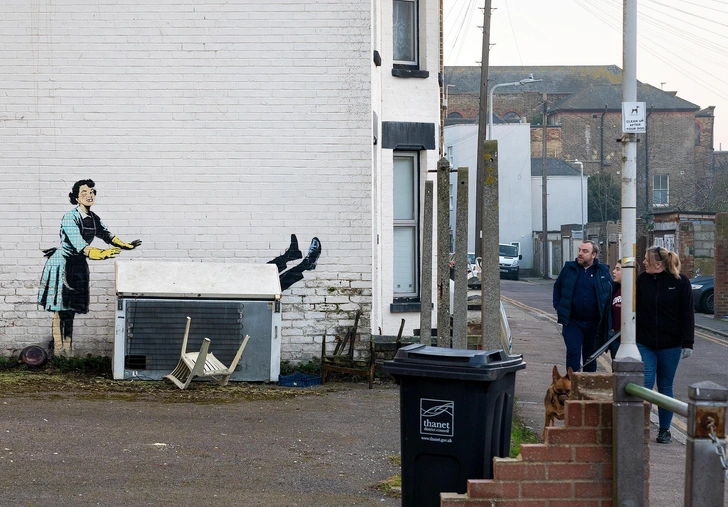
[{"xmin": 505, "ymin": 277, "xmax": 728, "ymax": 507}]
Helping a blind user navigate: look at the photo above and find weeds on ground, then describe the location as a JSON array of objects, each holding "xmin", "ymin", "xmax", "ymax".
[
  {"xmin": 376, "ymin": 455, "xmax": 402, "ymax": 498},
  {"xmin": 279, "ymin": 358, "xmax": 321, "ymax": 376},
  {"xmin": 0, "ymin": 354, "xmax": 320, "ymax": 402},
  {"xmin": 509, "ymin": 417, "xmax": 541, "ymax": 457},
  {"xmin": 50, "ymin": 354, "xmax": 112, "ymax": 376}
]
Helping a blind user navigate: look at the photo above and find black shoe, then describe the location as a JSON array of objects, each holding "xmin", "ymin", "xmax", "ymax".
[
  {"xmin": 656, "ymin": 428, "xmax": 672, "ymax": 444},
  {"xmin": 299, "ymin": 237, "xmax": 321, "ymax": 271},
  {"xmin": 284, "ymin": 234, "xmax": 302, "ymax": 262}
]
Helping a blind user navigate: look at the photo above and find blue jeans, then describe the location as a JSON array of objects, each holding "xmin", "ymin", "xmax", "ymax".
[
  {"xmin": 562, "ymin": 319, "xmax": 598, "ymax": 373},
  {"xmin": 637, "ymin": 344, "xmax": 682, "ymax": 430}
]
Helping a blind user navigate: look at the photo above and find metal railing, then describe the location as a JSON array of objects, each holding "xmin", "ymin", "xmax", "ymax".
[
  {"xmin": 624, "ymin": 382, "xmax": 688, "ymax": 417},
  {"xmin": 612, "ymin": 358, "xmax": 727, "ymax": 507}
]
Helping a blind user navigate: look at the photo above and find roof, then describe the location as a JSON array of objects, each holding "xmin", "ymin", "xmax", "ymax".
[
  {"xmin": 445, "ymin": 65, "xmax": 700, "ymax": 112},
  {"xmin": 553, "ymin": 84, "xmax": 698, "ymax": 112},
  {"xmin": 531, "ymin": 158, "xmax": 583, "ymax": 177}
]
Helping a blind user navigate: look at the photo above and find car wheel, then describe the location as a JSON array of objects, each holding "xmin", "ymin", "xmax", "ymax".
[
  {"xmin": 511, "ymin": 272, "xmax": 519, "ymax": 281},
  {"xmin": 703, "ymin": 290, "xmax": 714, "ymax": 314}
]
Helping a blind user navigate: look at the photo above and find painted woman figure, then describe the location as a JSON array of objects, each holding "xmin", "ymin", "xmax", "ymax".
[{"xmin": 38, "ymin": 179, "xmax": 141, "ymax": 356}]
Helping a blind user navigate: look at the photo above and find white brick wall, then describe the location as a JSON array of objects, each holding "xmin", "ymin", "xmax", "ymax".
[{"xmin": 0, "ymin": 0, "xmax": 378, "ymax": 360}]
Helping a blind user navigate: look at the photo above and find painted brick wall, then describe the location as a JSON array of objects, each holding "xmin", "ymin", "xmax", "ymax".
[
  {"xmin": 0, "ymin": 0, "xmax": 374, "ymax": 358},
  {"xmin": 715, "ymin": 213, "xmax": 728, "ymax": 319}
]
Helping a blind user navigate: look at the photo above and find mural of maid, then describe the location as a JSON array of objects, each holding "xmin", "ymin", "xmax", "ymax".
[{"xmin": 37, "ymin": 179, "xmax": 141, "ymax": 357}]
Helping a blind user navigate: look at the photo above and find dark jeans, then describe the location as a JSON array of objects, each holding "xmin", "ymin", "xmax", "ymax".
[
  {"xmin": 562, "ymin": 319, "xmax": 599, "ymax": 373},
  {"xmin": 637, "ymin": 344, "xmax": 682, "ymax": 430}
]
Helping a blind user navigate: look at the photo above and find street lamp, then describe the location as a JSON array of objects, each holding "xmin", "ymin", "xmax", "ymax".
[
  {"xmin": 488, "ymin": 74, "xmax": 542, "ymax": 140},
  {"xmin": 567, "ymin": 159, "xmax": 585, "ymax": 238}
]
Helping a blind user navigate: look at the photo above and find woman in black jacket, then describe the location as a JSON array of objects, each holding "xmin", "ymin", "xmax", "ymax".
[{"xmin": 636, "ymin": 246, "xmax": 694, "ymax": 444}]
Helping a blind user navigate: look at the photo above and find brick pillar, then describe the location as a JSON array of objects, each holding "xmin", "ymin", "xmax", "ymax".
[
  {"xmin": 715, "ymin": 213, "xmax": 728, "ymax": 320},
  {"xmin": 440, "ymin": 373, "xmax": 653, "ymax": 506}
]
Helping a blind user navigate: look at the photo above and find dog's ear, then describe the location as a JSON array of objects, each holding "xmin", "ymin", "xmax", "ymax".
[
  {"xmin": 552, "ymin": 364, "xmax": 561, "ymax": 382},
  {"xmin": 566, "ymin": 367, "xmax": 574, "ymax": 380}
]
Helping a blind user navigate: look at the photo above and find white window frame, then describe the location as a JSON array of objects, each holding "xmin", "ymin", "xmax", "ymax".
[
  {"xmin": 653, "ymin": 173, "xmax": 669, "ymax": 207},
  {"xmin": 393, "ymin": 152, "xmax": 420, "ymax": 298},
  {"xmin": 393, "ymin": 0, "xmax": 418, "ymax": 66}
]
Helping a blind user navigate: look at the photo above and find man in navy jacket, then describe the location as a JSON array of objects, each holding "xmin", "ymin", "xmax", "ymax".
[{"xmin": 553, "ymin": 240, "xmax": 613, "ymax": 372}]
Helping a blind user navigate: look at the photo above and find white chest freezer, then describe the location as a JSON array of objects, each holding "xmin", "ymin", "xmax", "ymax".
[{"xmin": 113, "ymin": 261, "xmax": 282, "ymax": 382}]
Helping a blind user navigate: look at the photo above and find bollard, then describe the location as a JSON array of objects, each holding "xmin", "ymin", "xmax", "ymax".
[
  {"xmin": 684, "ymin": 381, "xmax": 727, "ymax": 507},
  {"xmin": 612, "ymin": 357, "xmax": 646, "ymax": 506}
]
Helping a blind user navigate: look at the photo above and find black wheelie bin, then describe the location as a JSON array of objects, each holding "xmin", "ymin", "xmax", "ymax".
[{"xmin": 383, "ymin": 344, "xmax": 526, "ymax": 507}]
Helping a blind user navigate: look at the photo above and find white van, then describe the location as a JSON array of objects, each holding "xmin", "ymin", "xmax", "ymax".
[{"xmin": 499, "ymin": 244, "xmax": 521, "ymax": 280}]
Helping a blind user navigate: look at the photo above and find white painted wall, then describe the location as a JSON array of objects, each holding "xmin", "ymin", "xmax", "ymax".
[
  {"xmin": 376, "ymin": 0, "xmax": 442, "ymax": 337},
  {"xmin": 444, "ymin": 123, "xmax": 534, "ymax": 270},
  {"xmin": 531, "ymin": 176, "xmax": 589, "ymax": 232},
  {"xmin": 0, "ymin": 0, "xmax": 441, "ymax": 359}
]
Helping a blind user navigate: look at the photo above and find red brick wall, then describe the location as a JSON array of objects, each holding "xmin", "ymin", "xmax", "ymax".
[
  {"xmin": 441, "ymin": 377, "xmax": 650, "ymax": 506},
  {"xmin": 715, "ymin": 213, "xmax": 727, "ymax": 319}
]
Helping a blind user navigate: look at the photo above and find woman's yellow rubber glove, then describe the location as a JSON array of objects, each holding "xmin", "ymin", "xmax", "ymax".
[
  {"xmin": 112, "ymin": 237, "xmax": 142, "ymax": 250},
  {"xmin": 88, "ymin": 247, "xmax": 121, "ymax": 260}
]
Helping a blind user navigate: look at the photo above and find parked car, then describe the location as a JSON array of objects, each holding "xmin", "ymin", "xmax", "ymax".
[
  {"xmin": 499, "ymin": 244, "xmax": 521, "ymax": 280},
  {"xmin": 449, "ymin": 253, "xmax": 481, "ymax": 284},
  {"xmin": 690, "ymin": 275, "xmax": 714, "ymax": 314}
]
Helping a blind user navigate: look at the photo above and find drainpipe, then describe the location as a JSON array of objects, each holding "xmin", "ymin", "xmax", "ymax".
[
  {"xmin": 600, "ymin": 104, "xmax": 607, "ymax": 170},
  {"xmin": 644, "ymin": 105, "xmax": 653, "ymax": 217}
]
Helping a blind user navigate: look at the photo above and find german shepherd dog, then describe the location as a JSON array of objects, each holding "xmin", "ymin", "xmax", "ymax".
[{"xmin": 543, "ymin": 365, "xmax": 573, "ymax": 440}]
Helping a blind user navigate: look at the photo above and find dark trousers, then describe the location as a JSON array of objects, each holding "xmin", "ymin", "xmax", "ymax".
[{"xmin": 562, "ymin": 319, "xmax": 599, "ymax": 372}]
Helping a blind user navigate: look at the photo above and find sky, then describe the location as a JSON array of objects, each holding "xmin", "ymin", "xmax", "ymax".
[{"xmin": 444, "ymin": 0, "xmax": 728, "ymax": 151}]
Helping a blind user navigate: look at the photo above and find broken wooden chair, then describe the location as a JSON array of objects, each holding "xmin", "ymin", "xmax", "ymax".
[
  {"xmin": 321, "ymin": 310, "xmax": 379, "ymax": 388},
  {"xmin": 164, "ymin": 316, "xmax": 250, "ymax": 390}
]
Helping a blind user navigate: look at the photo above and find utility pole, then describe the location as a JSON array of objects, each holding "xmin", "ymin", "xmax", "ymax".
[
  {"xmin": 476, "ymin": 0, "xmax": 501, "ymax": 350},
  {"xmin": 541, "ymin": 97, "xmax": 549, "ymax": 278},
  {"xmin": 615, "ymin": 0, "xmax": 640, "ymax": 361},
  {"xmin": 474, "ymin": 0, "xmax": 492, "ymax": 260}
]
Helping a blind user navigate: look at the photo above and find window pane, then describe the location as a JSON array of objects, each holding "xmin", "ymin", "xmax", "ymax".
[
  {"xmin": 653, "ymin": 174, "xmax": 668, "ymax": 205},
  {"xmin": 393, "ymin": 156, "xmax": 415, "ymax": 220},
  {"xmin": 394, "ymin": 226, "xmax": 416, "ymax": 293},
  {"xmin": 393, "ymin": 1, "xmax": 415, "ymax": 63}
]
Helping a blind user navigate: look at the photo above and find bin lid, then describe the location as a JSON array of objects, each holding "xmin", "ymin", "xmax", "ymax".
[{"xmin": 383, "ymin": 344, "xmax": 525, "ymax": 381}]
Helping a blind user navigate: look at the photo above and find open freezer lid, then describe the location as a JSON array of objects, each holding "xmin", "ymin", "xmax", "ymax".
[{"xmin": 115, "ymin": 261, "xmax": 282, "ymax": 299}]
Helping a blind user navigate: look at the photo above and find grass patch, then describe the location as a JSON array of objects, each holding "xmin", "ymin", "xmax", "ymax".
[
  {"xmin": 376, "ymin": 455, "xmax": 403, "ymax": 497},
  {"xmin": 509, "ymin": 417, "xmax": 541, "ymax": 457},
  {"xmin": 376, "ymin": 473, "xmax": 402, "ymax": 498}
]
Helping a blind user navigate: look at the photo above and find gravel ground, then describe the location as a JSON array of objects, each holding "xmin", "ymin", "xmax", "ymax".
[{"xmin": 0, "ymin": 372, "xmax": 402, "ymax": 507}]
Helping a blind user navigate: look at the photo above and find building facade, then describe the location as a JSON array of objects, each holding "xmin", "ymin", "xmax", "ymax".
[
  {"xmin": 0, "ymin": 0, "xmax": 442, "ymax": 360},
  {"xmin": 445, "ymin": 65, "xmax": 719, "ymax": 219}
]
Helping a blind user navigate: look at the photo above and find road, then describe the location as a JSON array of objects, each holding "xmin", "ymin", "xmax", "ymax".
[{"xmin": 500, "ymin": 277, "xmax": 728, "ymax": 436}]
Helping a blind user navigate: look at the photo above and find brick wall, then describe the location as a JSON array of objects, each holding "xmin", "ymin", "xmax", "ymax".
[
  {"xmin": 441, "ymin": 373, "xmax": 650, "ymax": 506},
  {"xmin": 715, "ymin": 213, "xmax": 728, "ymax": 319},
  {"xmin": 693, "ymin": 221, "xmax": 716, "ymax": 276},
  {"xmin": 0, "ymin": 1, "xmax": 375, "ymax": 359}
]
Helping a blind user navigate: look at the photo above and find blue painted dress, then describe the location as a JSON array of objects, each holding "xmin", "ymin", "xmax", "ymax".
[{"xmin": 38, "ymin": 208, "xmax": 115, "ymax": 313}]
